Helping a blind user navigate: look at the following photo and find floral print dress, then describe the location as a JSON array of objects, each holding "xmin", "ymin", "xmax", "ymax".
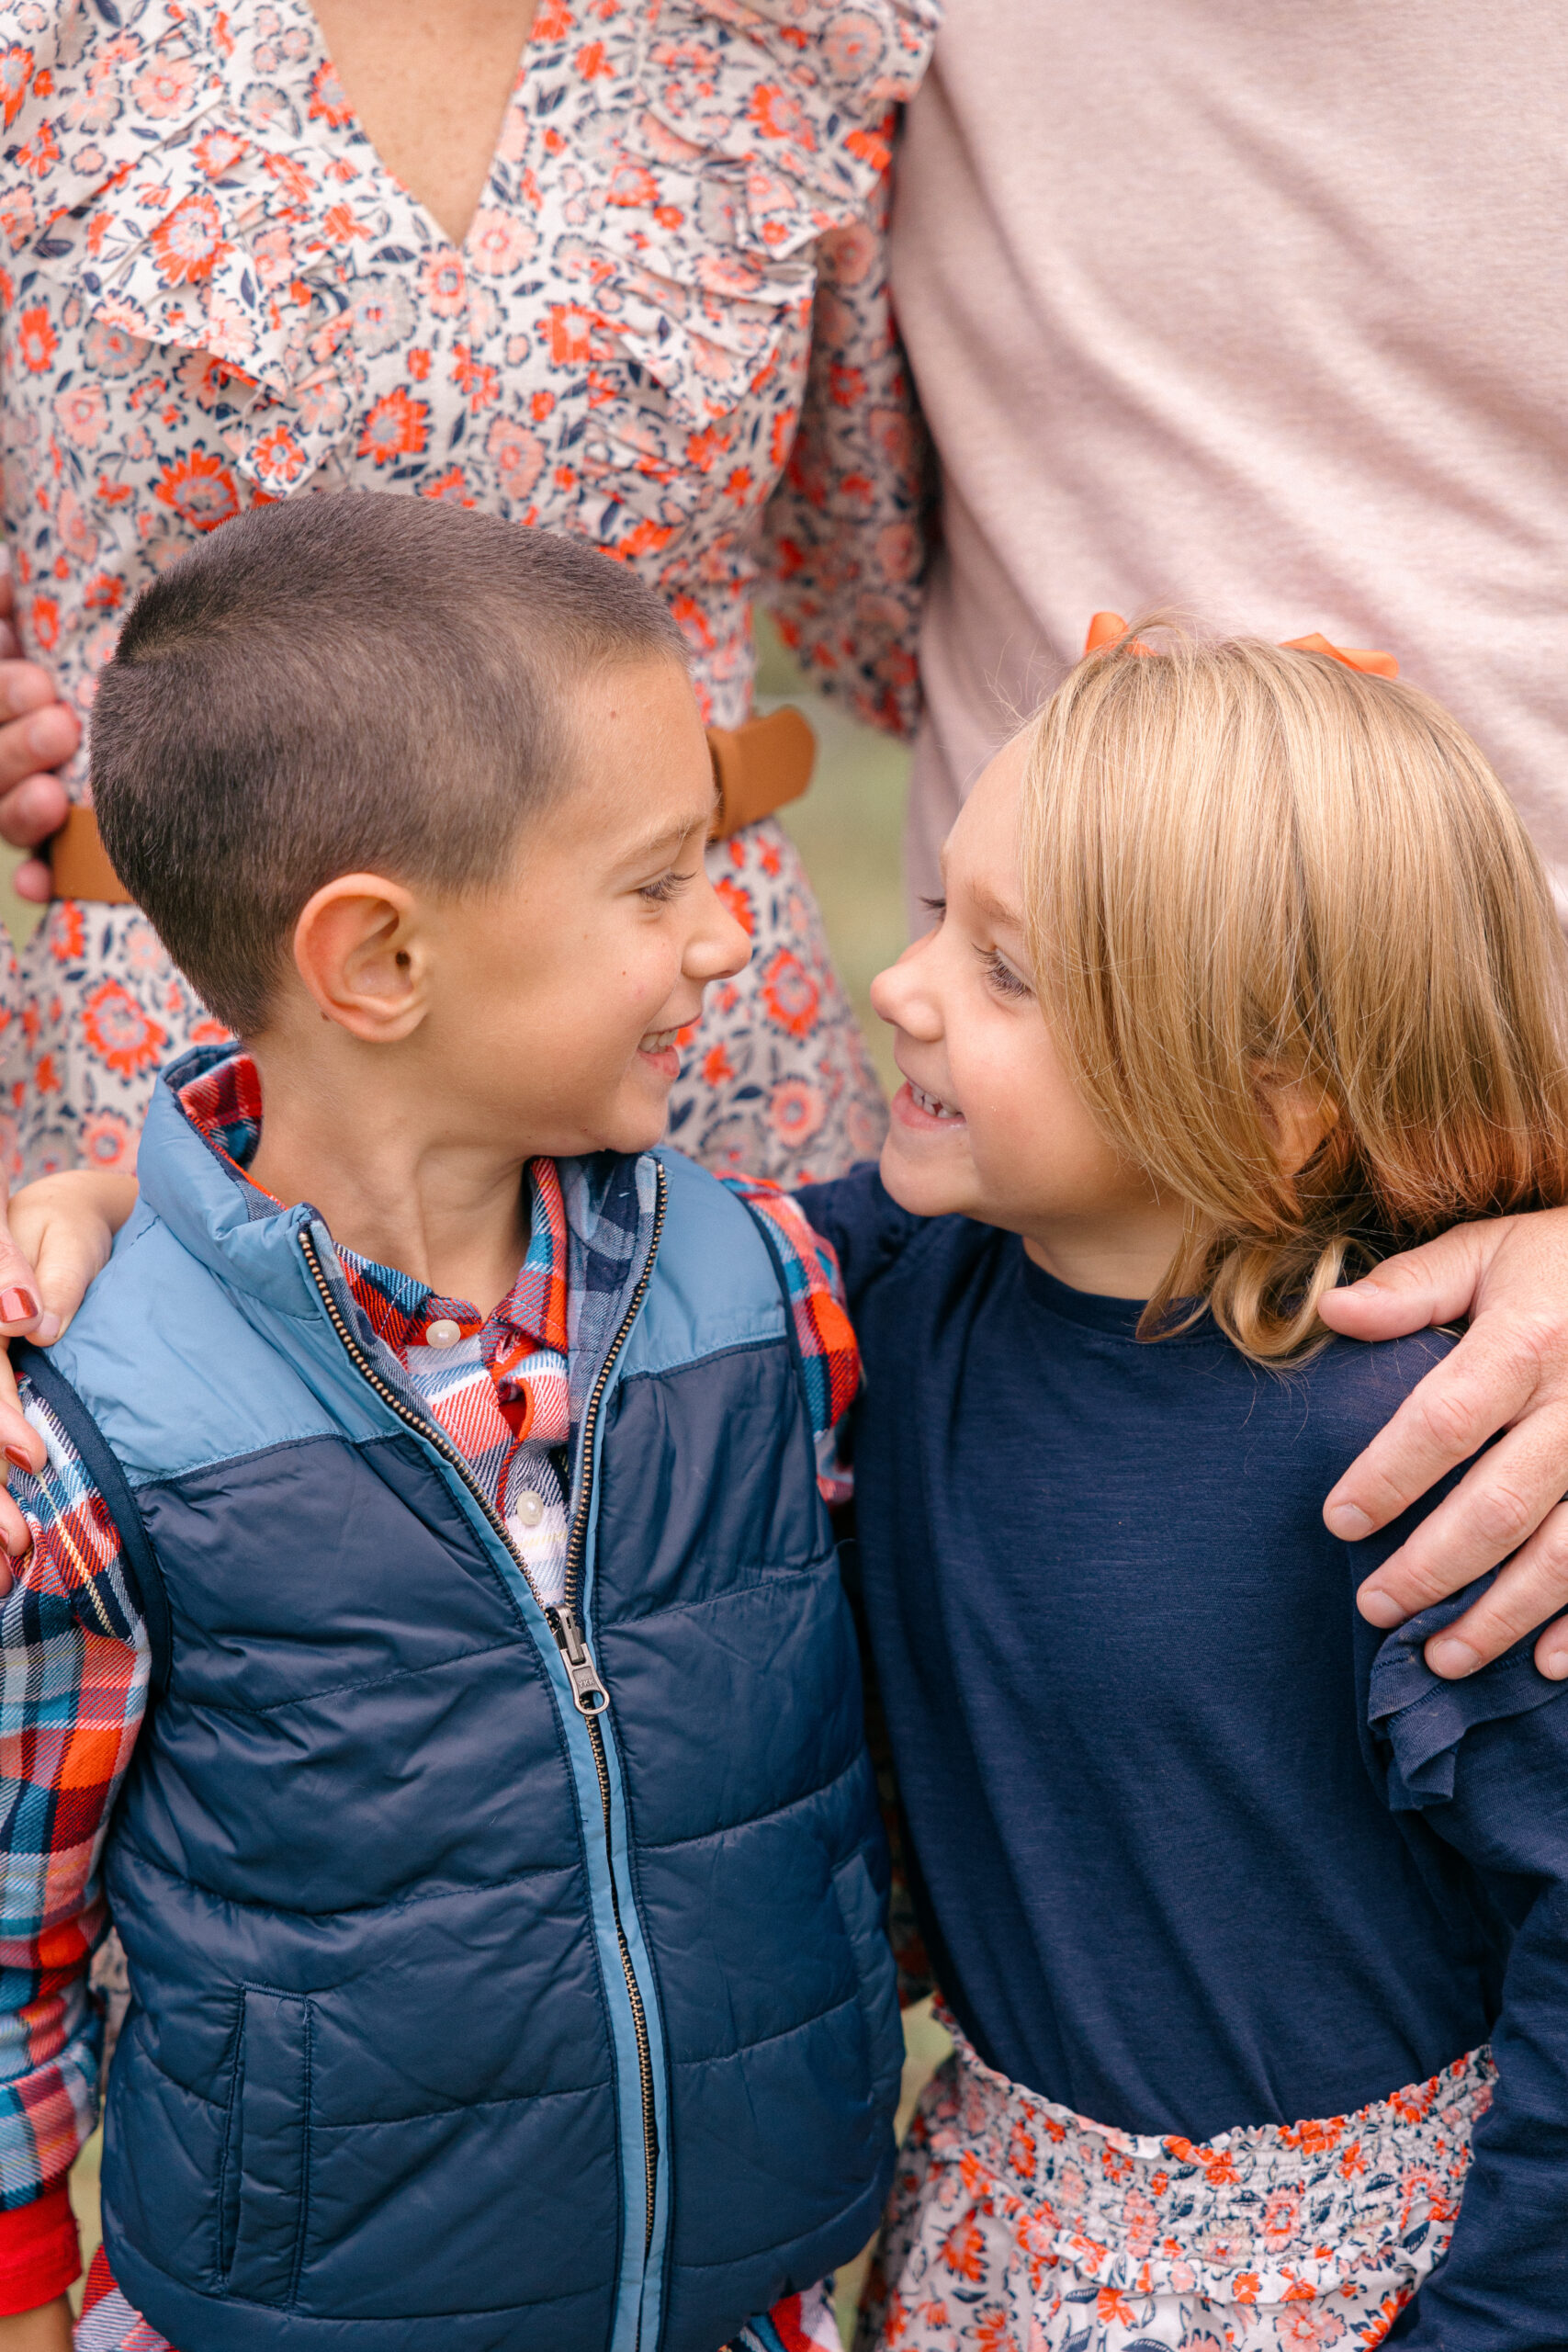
[{"xmin": 0, "ymin": 0, "xmax": 938, "ymax": 1183}]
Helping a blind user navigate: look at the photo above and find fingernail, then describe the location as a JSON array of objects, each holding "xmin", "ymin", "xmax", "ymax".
[
  {"xmin": 1357, "ymin": 1585, "xmax": 1403, "ymax": 1629},
  {"xmin": 1325, "ymin": 1500, "xmax": 1372, "ymax": 1539},
  {"xmin": 0, "ymin": 1288, "xmax": 39, "ymax": 1324},
  {"xmin": 34, "ymin": 1312, "xmax": 59, "ymax": 1343},
  {"xmin": 1540, "ymin": 1647, "xmax": 1568, "ymax": 1681},
  {"xmin": 4, "ymin": 1445, "xmax": 32, "ymax": 1474},
  {"xmin": 1427, "ymin": 1635, "xmax": 1480, "ymax": 1679}
]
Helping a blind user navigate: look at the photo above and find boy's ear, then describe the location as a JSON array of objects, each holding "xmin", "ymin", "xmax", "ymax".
[
  {"xmin": 1254, "ymin": 1066, "xmax": 1341, "ymax": 1178},
  {"xmin": 291, "ymin": 874, "xmax": 431, "ymax": 1043}
]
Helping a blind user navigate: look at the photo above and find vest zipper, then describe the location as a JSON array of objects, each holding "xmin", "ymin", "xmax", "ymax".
[{"xmin": 298, "ymin": 1163, "xmax": 669, "ymax": 2317}]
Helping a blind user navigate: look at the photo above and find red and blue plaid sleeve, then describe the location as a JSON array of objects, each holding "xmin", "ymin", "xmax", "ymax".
[
  {"xmin": 0, "ymin": 1378, "xmax": 151, "ymax": 2305},
  {"xmin": 722, "ymin": 1174, "xmax": 861, "ymax": 1507}
]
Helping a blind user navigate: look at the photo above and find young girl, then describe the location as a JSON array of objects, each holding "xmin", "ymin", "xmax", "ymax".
[{"xmin": 797, "ymin": 623, "xmax": 1568, "ymax": 2350}]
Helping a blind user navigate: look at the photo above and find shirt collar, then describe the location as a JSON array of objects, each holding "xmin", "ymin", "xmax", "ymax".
[{"xmin": 175, "ymin": 1048, "xmax": 569, "ymax": 1362}]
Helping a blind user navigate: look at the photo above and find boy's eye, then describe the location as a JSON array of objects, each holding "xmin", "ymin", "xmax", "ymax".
[
  {"xmin": 639, "ymin": 868, "xmax": 695, "ymax": 906},
  {"xmin": 981, "ymin": 947, "xmax": 1032, "ymax": 1001},
  {"xmin": 920, "ymin": 894, "xmax": 947, "ymax": 925}
]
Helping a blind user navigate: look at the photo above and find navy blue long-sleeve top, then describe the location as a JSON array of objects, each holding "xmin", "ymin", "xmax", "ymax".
[{"xmin": 799, "ymin": 1165, "xmax": 1568, "ymax": 2349}]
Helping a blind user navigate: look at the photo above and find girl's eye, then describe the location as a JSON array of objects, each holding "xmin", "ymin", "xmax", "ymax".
[
  {"xmin": 982, "ymin": 948, "xmax": 1032, "ymax": 1001},
  {"xmin": 919, "ymin": 894, "xmax": 947, "ymax": 925},
  {"xmin": 639, "ymin": 869, "xmax": 694, "ymax": 906}
]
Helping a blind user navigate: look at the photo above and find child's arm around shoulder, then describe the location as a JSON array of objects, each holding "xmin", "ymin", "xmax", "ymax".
[
  {"xmin": 721, "ymin": 1172, "xmax": 866, "ymax": 1504},
  {"xmin": 0, "ymin": 1377, "xmax": 154, "ymax": 2328}
]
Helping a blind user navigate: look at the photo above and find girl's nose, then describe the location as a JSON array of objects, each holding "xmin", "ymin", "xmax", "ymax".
[{"xmin": 871, "ymin": 930, "xmax": 942, "ymax": 1041}]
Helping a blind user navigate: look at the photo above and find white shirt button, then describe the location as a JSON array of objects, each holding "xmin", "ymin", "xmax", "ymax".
[
  {"xmin": 514, "ymin": 1489, "xmax": 546, "ymax": 1528},
  {"xmin": 424, "ymin": 1318, "xmax": 462, "ymax": 1349}
]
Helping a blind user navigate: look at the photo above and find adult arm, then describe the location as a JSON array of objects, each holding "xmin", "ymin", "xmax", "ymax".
[
  {"xmin": 0, "ymin": 575, "xmax": 78, "ymax": 905},
  {"xmin": 0, "ymin": 1377, "xmax": 152, "ymax": 2326},
  {"xmin": 1321, "ymin": 1212, "xmax": 1568, "ymax": 1679}
]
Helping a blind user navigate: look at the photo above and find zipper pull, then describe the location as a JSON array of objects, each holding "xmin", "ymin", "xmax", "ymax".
[{"xmin": 547, "ymin": 1604, "xmax": 609, "ymax": 1716}]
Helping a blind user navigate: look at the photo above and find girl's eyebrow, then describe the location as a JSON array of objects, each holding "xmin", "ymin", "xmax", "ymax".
[
  {"xmin": 967, "ymin": 876, "xmax": 1026, "ymax": 933},
  {"xmin": 937, "ymin": 842, "xmax": 1024, "ymax": 933}
]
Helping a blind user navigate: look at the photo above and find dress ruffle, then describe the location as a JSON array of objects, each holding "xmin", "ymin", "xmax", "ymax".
[
  {"xmin": 8, "ymin": 2, "xmax": 385, "ymax": 488},
  {"xmin": 1367, "ymin": 1576, "xmax": 1568, "ymax": 1808},
  {"xmin": 592, "ymin": 0, "xmax": 940, "ymax": 421}
]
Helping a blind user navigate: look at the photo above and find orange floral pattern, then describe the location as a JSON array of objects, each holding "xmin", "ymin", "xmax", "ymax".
[
  {"xmin": 0, "ymin": 0, "xmax": 938, "ymax": 1182},
  {"xmin": 857, "ymin": 2014, "xmax": 1495, "ymax": 2352}
]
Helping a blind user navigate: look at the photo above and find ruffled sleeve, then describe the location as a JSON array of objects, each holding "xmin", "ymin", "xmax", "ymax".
[
  {"xmin": 756, "ymin": 157, "xmax": 933, "ymax": 740},
  {"xmin": 3, "ymin": 1, "xmax": 384, "ymax": 492},
  {"xmin": 1367, "ymin": 1575, "xmax": 1568, "ymax": 1809},
  {"xmin": 592, "ymin": 0, "xmax": 942, "ymax": 424}
]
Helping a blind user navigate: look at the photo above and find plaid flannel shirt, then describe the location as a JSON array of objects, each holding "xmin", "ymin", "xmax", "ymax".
[{"xmin": 0, "ymin": 1054, "xmax": 858, "ymax": 2344}]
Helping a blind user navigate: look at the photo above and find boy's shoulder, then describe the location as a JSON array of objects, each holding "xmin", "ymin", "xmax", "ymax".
[{"xmin": 40, "ymin": 1197, "xmax": 342, "ymax": 1491}]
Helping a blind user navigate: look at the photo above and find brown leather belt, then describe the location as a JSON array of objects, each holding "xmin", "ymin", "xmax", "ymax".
[{"xmin": 49, "ymin": 707, "xmax": 816, "ymax": 901}]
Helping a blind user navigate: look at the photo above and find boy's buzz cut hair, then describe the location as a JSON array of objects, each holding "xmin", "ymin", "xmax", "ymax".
[{"xmin": 90, "ymin": 492, "xmax": 689, "ymax": 1037}]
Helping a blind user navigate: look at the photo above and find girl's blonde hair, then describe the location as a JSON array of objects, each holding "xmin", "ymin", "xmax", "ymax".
[{"xmin": 1020, "ymin": 625, "xmax": 1568, "ymax": 1361}]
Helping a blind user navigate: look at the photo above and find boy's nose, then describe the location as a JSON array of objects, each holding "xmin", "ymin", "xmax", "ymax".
[{"xmin": 689, "ymin": 885, "xmax": 752, "ymax": 982}]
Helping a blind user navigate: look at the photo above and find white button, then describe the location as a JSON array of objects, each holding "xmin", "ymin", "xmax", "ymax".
[
  {"xmin": 424, "ymin": 1318, "xmax": 462, "ymax": 1349},
  {"xmin": 514, "ymin": 1490, "xmax": 546, "ymax": 1529}
]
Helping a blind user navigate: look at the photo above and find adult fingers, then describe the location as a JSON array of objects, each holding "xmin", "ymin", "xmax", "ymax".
[
  {"xmin": 0, "ymin": 669, "xmax": 78, "ymax": 803},
  {"xmin": 1349, "ymin": 1414, "xmax": 1568, "ymax": 1671},
  {"xmin": 1382, "ymin": 1491, "xmax": 1568, "ymax": 1679},
  {"xmin": 8, "ymin": 853, "xmax": 53, "ymax": 904},
  {"xmin": 1316, "ymin": 1220, "xmax": 1498, "ymax": 1344},
  {"xmin": 1326, "ymin": 1299, "xmax": 1552, "ymax": 1551}
]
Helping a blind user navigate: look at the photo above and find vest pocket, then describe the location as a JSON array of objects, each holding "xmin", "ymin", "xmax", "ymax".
[
  {"xmin": 830, "ymin": 1851, "xmax": 904, "ymax": 2118},
  {"xmin": 218, "ymin": 1989, "xmax": 311, "ymax": 2305}
]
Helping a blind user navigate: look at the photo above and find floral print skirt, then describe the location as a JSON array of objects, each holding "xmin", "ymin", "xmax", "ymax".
[
  {"xmin": 2, "ymin": 818, "xmax": 886, "ymax": 1188},
  {"xmin": 855, "ymin": 2005, "xmax": 1494, "ymax": 2352}
]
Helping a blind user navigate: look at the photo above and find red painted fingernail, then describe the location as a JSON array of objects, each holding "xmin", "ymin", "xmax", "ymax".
[
  {"xmin": 0, "ymin": 1290, "xmax": 38, "ymax": 1324},
  {"xmin": 4, "ymin": 1445, "xmax": 31, "ymax": 1474}
]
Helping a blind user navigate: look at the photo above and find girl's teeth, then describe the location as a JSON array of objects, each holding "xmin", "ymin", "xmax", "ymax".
[
  {"xmin": 641, "ymin": 1028, "xmax": 679, "ymax": 1052},
  {"xmin": 912, "ymin": 1084, "xmax": 960, "ymax": 1119}
]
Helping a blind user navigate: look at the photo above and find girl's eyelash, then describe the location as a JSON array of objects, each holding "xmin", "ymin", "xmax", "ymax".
[
  {"xmin": 920, "ymin": 894, "xmax": 947, "ymax": 920},
  {"xmin": 982, "ymin": 948, "xmax": 1032, "ymax": 1000},
  {"xmin": 639, "ymin": 869, "xmax": 695, "ymax": 905}
]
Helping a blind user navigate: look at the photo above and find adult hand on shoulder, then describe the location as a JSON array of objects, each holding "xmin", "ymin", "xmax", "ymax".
[
  {"xmin": 1320, "ymin": 1207, "xmax": 1568, "ymax": 1681},
  {"xmin": 0, "ymin": 571, "xmax": 78, "ymax": 904},
  {"xmin": 0, "ymin": 1166, "xmax": 140, "ymax": 1591}
]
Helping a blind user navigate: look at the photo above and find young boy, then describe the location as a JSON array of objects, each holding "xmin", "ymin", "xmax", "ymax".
[{"xmin": 0, "ymin": 496, "xmax": 900, "ymax": 2350}]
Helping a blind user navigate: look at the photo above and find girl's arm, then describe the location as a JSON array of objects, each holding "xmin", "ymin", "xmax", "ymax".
[
  {"xmin": 0, "ymin": 1171, "xmax": 139, "ymax": 1569},
  {"xmin": 1368, "ymin": 1610, "xmax": 1568, "ymax": 2348}
]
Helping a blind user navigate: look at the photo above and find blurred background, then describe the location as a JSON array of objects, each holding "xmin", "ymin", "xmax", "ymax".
[{"xmin": 32, "ymin": 615, "xmax": 949, "ymax": 2335}]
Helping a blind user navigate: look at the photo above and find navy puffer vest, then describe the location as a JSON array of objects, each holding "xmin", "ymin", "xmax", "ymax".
[{"xmin": 40, "ymin": 1051, "xmax": 899, "ymax": 2352}]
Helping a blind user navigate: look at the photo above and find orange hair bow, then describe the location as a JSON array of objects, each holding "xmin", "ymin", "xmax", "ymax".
[{"xmin": 1082, "ymin": 612, "xmax": 1398, "ymax": 677}]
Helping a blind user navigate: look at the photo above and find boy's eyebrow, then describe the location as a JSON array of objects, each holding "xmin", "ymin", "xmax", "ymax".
[{"xmin": 618, "ymin": 788, "xmax": 721, "ymax": 868}]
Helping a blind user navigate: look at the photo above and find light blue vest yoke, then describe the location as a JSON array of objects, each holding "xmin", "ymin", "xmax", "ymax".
[{"xmin": 44, "ymin": 1055, "xmax": 899, "ymax": 2352}]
